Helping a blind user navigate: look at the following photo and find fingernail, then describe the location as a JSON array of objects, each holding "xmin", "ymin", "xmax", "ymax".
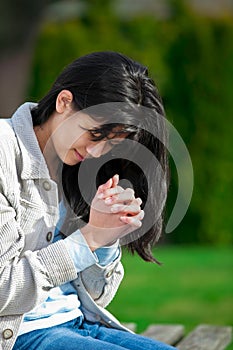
[
  {"xmin": 111, "ymin": 206, "xmax": 118, "ymax": 213},
  {"xmin": 98, "ymin": 193, "xmax": 104, "ymax": 199},
  {"xmin": 120, "ymin": 216, "xmax": 128, "ymax": 223},
  {"xmin": 111, "ymin": 205, "xmax": 123, "ymax": 212},
  {"xmin": 105, "ymin": 198, "xmax": 112, "ymax": 204}
]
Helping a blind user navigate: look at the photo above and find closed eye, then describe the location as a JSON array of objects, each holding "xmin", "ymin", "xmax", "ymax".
[
  {"xmin": 108, "ymin": 140, "xmax": 121, "ymax": 146},
  {"xmin": 89, "ymin": 130, "xmax": 105, "ymax": 141}
]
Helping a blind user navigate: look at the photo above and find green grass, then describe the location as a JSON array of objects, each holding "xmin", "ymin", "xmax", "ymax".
[{"xmin": 108, "ymin": 245, "xmax": 233, "ymax": 349}]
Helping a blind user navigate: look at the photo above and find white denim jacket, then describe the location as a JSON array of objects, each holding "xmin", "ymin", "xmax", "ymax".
[{"xmin": 0, "ymin": 103, "xmax": 127, "ymax": 350}]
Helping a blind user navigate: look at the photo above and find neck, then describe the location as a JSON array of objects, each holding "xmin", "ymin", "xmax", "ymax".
[{"xmin": 34, "ymin": 123, "xmax": 60, "ymax": 182}]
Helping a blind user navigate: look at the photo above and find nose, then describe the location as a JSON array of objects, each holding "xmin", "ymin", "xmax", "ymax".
[{"xmin": 86, "ymin": 141, "xmax": 110, "ymax": 158}]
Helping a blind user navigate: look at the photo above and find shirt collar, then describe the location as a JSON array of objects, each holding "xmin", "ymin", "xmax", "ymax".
[{"xmin": 11, "ymin": 102, "xmax": 50, "ymax": 180}]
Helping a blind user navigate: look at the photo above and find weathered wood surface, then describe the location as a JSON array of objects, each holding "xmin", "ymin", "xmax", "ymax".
[
  {"xmin": 122, "ymin": 323, "xmax": 137, "ymax": 332},
  {"xmin": 142, "ymin": 324, "xmax": 184, "ymax": 345},
  {"xmin": 176, "ymin": 324, "xmax": 232, "ymax": 350},
  {"xmin": 123, "ymin": 323, "xmax": 232, "ymax": 349}
]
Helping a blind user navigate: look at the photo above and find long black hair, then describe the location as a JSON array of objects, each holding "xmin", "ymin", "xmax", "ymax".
[{"xmin": 31, "ymin": 51, "xmax": 169, "ymax": 263}]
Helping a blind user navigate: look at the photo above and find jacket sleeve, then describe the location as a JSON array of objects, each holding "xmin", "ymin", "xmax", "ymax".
[
  {"xmin": 63, "ymin": 231, "xmax": 124, "ymax": 308},
  {"xmin": 79, "ymin": 249, "xmax": 124, "ymax": 308}
]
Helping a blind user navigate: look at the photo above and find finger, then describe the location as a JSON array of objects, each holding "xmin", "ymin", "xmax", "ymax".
[
  {"xmin": 110, "ymin": 203, "xmax": 141, "ymax": 215},
  {"xmin": 97, "ymin": 177, "xmax": 113, "ymax": 194},
  {"xmin": 104, "ymin": 188, "xmax": 135, "ymax": 204},
  {"xmin": 112, "ymin": 174, "xmax": 119, "ymax": 188},
  {"xmin": 98, "ymin": 185, "xmax": 124, "ymax": 199},
  {"xmin": 120, "ymin": 210, "xmax": 144, "ymax": 226},
  {"xmin": 136, "ymin": 210, "xmax": 145, "ymax": 220},
  {"xmin": 120, "ymin": 210, "xmax": 145, "ymax": 227}
]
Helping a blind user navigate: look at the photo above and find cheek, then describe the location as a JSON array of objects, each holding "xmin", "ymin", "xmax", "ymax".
[
  {"xmin": 71, "ymin": 134, "xmax": 89, "ymax": 150},
  {"xmin": 52, "ymin": 134, "xmax": 69, "ymax": 154},
  {"xmin": 101, "ymin": 142, "xmax": 113, "ymax": 155},
  {"xmin": 53, "ymin": 125, "xmax": 85, "ymax": 151}
]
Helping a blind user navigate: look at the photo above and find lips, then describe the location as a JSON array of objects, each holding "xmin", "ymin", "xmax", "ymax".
[{"xmin": 74, "ymin": 149, "xmax": 84, "ymax": 161}]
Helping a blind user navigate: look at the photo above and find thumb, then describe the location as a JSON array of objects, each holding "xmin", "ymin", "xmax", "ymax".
[
  {"xmin": 112, "ymin": 174, "xmax": 119, "ymax": 188},
  {"xmin": 97, "ymin": 177, "xmax": 113, "ymax": 194}
]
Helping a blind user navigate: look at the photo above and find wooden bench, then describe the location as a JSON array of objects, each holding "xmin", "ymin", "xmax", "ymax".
[{"xmin": 123, "ymin": 323, "xmax": 232, "ymax": 349}]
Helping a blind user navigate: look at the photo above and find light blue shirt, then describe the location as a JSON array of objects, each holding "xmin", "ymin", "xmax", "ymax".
[{"xmin": 19, "ymin": 202, "xmax": 119, "ymax": 335}]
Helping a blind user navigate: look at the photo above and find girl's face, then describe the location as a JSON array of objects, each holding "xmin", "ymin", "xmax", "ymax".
[{"xmin": 49, "ymin": 110, "xmax": 127, "ymax": 166}]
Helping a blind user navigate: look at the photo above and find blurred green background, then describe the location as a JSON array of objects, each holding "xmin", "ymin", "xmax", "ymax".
[{"xmin": 0, "ymin": 0, "xmax": 232, "ymax": 346}]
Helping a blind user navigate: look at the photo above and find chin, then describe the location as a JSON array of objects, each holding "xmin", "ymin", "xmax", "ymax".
[{"xmin": 63, "ymin": 159, "xmax": 80, "ymax": 166}]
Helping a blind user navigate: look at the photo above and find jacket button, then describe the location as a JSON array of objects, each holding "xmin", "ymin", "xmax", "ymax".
[
  {"xmin": 106, "ymin": 269, "xmax": 114, "ymax": 278},
  {"xmin": 46, "ymin": 231, "xmax": 53, "ymax": 242},
  {"xmin": 43, "ymin": 180, "xmax": 51, "ymax": 191},
  {"xmin": 3, "ymin": 329, "xmax": 13, "ymax": 339}
]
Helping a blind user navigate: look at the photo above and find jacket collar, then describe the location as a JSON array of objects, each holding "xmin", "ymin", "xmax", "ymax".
[{"xmin": 11, "ymin": 102, "xmax": 50, "ymax": 180}]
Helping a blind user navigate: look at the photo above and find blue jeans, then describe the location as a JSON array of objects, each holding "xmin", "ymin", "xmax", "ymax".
[{"xmin": 13, "ymin": 318, "xmax": 177, "ymax": 350}]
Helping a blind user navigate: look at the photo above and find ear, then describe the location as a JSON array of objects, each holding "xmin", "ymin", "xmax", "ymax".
[{"xmin": 56, "ymin": 90, "xmax": 73, "ymax": 114}]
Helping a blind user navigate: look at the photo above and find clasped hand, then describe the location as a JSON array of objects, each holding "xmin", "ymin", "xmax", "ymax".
[{"xmin": 80, "ymin": 174, "xmax": 144, "ymax": 251}]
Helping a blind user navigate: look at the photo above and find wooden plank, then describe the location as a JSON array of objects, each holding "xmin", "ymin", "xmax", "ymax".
[
  {"xmin": 177, "ymin": 324, "xmax": 232, "ymax": 350},
  {"xmin": 122, "ymin": 322, "xmax": 137, "ymax": 332},
  {"xmin": 141, "ymin": 324, "xmax": 185, "ymax": 345}
]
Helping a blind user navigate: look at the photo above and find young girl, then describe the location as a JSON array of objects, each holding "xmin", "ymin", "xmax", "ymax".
[{"xmin": 0, "ymin": 51, "xmax": 176, "ymax": 349}]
